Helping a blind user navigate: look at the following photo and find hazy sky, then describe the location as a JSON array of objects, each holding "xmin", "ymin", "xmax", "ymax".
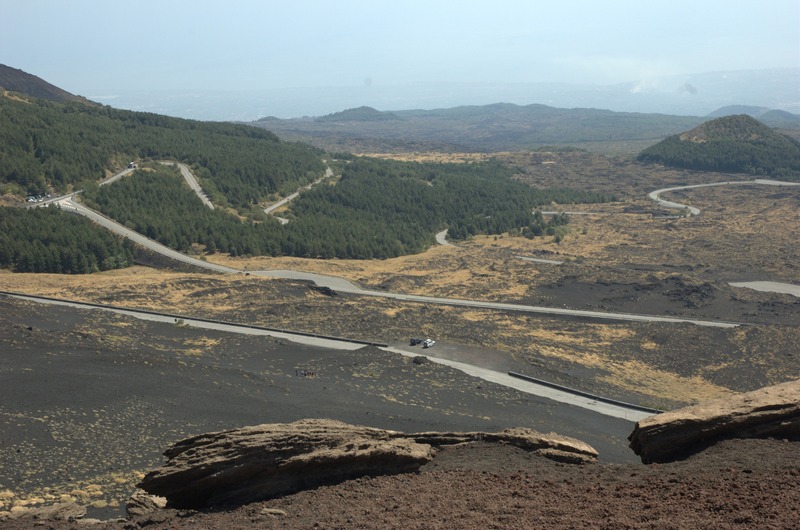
[{"xmin": 3, "ymin": 0, "xmax": 798, "ymax": 95}]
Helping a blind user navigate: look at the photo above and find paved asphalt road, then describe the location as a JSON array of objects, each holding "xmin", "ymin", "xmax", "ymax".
[
  {"xmin": 648, "ymin": 178, "xmax": 800, "ymax": 217},
  {"xmin": 435, "ymin": 229, "xmax": 453, "ymax": 246},
  {"xmin": 168, "ymin": 161, "xmax": 215, "ymax": 209}
]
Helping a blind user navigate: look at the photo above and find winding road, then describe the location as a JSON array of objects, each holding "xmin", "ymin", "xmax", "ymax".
[
  {"xmin": 435, "ymin": 229, "xmax": 453, "ymax": 246},
  {"xmin": 32, "ymin": 164, "xmax": 800, "ymax": 422},
  {"xmin": 648, "ymin": 178, "xmax": 800, "ymax": 216},
  {"xmin": 648, "ymin": 177, "xmax": 800, "ymax": 296},
  {"xmin": 21, "ymin": 165, "xmax": 800, "ymax": 423},
  {"xmin": 53, "ymin": 193, "xmax": 740, "ymax": 328}
]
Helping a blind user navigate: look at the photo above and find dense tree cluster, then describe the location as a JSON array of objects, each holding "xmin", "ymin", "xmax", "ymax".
[
  {"xmin": 82, "ymin": 167, "xmax": 278, "ymax": 256},
  {"xmin": 0, "ymin": 206, "xmax": 134, "ymax": 273},
  {"xmin": 85, "ymin": 159, "xmax": 612, "ymax": 260},
  {"xmin": 637, "ymin": 115, "xmax": 800, "ymax": 179},
  {"xmin": 520, "ymin": 211, "xmax": 570, "ymax": 240},
  {"xmin": 0, "ymin": 96, "xmax": 325, "ymax": 208}
]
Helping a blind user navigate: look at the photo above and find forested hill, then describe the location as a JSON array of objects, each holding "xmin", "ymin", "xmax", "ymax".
[
  {"xmin": 0, "ymin": 91, "xmax": 325, "ymax": 209},
  {"xmin": 637, "ymin": 115, "xmax": 800, "ymax": 179},
  {"xmin": 315, "ymin": 106, "xmax": 400, "ymax": 122}
]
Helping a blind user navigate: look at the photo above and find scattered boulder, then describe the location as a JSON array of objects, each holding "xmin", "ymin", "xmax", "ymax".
[
  {"xmin": 126, "ymin": 490, "xmax": 167, "ymax": 518},
  {"xmin": 629, "ymin": 379, "xmax": 800, "ymax": 463},
  {"xmin": 139, "ymin": 419, "xmax": 598, "ymax": 509}
]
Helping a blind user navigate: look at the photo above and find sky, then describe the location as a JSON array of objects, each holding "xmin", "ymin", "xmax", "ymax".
[{"xmin": 1, "ymin": 0, "xmax": 798, "ymax": 118}]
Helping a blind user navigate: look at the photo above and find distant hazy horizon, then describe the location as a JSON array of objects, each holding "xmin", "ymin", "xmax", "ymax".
[
  {"xmin": 80, "ymin": 68, "xmax": 799, "ymax": 122},
  {"xmin": 3, "ymin": 0, "xmax": 798, "ymax": 119}
]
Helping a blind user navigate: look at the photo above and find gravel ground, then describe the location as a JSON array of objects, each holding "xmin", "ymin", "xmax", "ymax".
[{"xmin": 5, "ymin": 438, "xmax": 798, "ymax": 529}]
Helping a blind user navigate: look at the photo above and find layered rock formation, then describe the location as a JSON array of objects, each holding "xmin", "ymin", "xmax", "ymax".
[
  {"xmin": 139, "ymin": 419, "xmax": 598, "ymax": 509},
  {"xmin": 629, "ymin": 379, "xmax": 800, "ymax": 463}
]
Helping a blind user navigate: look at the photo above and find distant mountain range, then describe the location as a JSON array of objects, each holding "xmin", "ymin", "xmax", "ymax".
[
  {"xmin": 706, "ymin": 105, "xmax": 800, "ymax": 128},
  {"xmin": 81, "ymin": 68, "xmax": 800, "ymax": 122},
  {"xmin": 251, "ymin": 102, "xmax": 800, "ymax": 154}
]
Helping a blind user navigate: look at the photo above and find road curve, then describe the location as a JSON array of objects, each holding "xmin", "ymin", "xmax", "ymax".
[
  {"xmin": 435, "ymin": 229, "xmax": 453, "ymax": 246},
  {"xmin": 648, "ymin": 179, "xmax": 800, "ymax": 217}
]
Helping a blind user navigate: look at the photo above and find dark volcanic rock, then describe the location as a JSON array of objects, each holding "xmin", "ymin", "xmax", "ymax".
[
  {"xmin": 126, "ymin": 491, "xmax": 167, "ymax": 518},
  {"xmin": 139, "ymin": 419, "xmax": 434, "ymax": 508},
  {"xmin": 629, "ymin": 379, "xmax": 800, "ymax": 463},
  {"xmin": 139, "ymin": 419, "xmax": 598, "ymax": 509}
]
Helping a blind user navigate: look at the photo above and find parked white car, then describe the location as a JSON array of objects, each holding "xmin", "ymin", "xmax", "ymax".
[{"xmin": 422, "ymin": 339, "xmax": 435, "ymax": 348}]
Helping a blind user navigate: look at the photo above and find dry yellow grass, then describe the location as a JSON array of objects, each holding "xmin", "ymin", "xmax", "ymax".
[{"xmin": 597, "ymin": 361, "xmax": 734, "ymax": 404}]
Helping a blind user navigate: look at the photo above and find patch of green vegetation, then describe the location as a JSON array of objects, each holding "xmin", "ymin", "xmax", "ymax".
[
  {"xmin": 84, "ymin": 159, "xmax": 612, "ymax": 260},
  {"xmin": 0, "ymin": 95, "xmax": 325, "ymax": 208},
  {"xmin": 0, "ymin": 206, "xmax": 134, "ymax": 273},
  {"xmin": 637, "ymin": 115, "xmax": 800, "ymax": 179}
]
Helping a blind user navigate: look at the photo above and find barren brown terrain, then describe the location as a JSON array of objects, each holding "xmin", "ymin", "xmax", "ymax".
[{"xmin": 2, "ymin": 151, "xmax": 798, "ymax": 527}]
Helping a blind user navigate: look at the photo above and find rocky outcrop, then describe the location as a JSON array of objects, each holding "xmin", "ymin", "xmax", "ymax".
[
  {"xmin": 138, "ymin": 419, "xmax": 434, "ymax": 509},
  {"xmin": 407, "ymin": 428, "xmax": 598, "ymax": 465},
  {"xmin": 629, "ymin": 379, "xmax": 800, "ymax": 463},
  {"xmin": 126, "ymin": 491, "xmax": 167, "ymax": 518},
  {"xmin": 139, "ymin": 419, "xmax": 598, "ymax": 509}
]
